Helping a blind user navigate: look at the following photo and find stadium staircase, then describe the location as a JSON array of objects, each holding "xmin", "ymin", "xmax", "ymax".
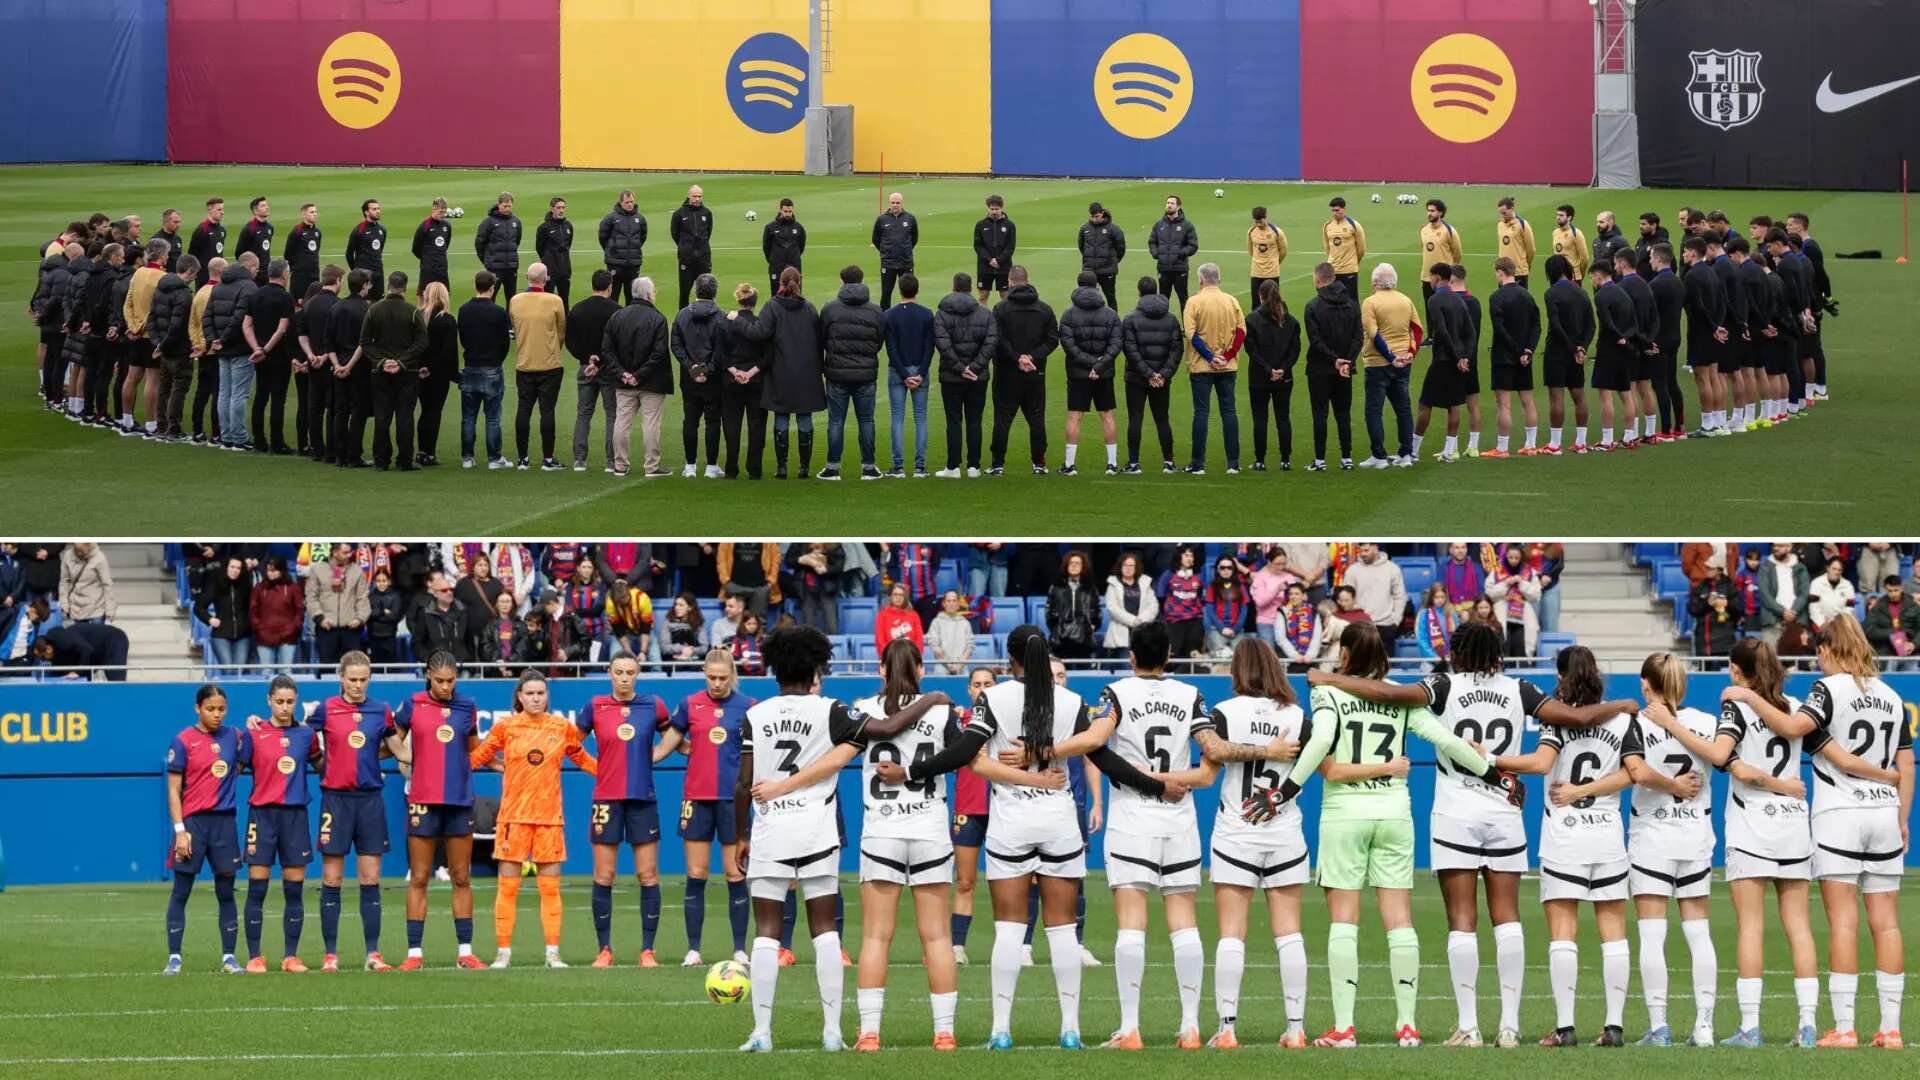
[
  {"xmin": 113, "ymin": 543, "xmax": 198, "ymax": 681},
  {"xmin": 1554, "ymin": 542, "xmax": 1683, "ymax": 669}
]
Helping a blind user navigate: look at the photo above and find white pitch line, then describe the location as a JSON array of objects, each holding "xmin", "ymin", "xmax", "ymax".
[
  {"xmin": 1411, "ymin": 488, "xmax": 1552, "ymax": 497},
  {"xmin": 1723, "ymin": 497, "xmax": 1856, "ymax": 507}
]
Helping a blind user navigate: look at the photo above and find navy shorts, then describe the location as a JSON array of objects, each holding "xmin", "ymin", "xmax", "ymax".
[
  {"xmin": 951, "ymin": 811, "xmax": 988, "ymax": 847},
  {"xmin": 678, "ymin": 798, "xmax": 738, "ymax": 844},
  {"xmin": 179, "ymin": 811, "xmax": 242, "ymax": 876},
  {"xmin": 245, "ymin": 805, "xmax": 313, "ymax": 868},
  {"xmin": 592, "ymin": 799, "xmax": 661, "ymax": 846},
  {"xmin": 406, "ymin": 801, "xmax": 475, "ymax": 839},
  {"xmin": 318, "ymin": 789, "xmax": 390, "ymax": 857}
]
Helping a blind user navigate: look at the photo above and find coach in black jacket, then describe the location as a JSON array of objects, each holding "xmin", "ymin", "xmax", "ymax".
[
  {"xmin": 187, "ymin": 199, "xmax": 226, "ymax": 288},
  {"xmin": 670, "ymin": 186, "xmax": 714, "ymax": 311},
  {"xmin": 327, "ymin": 269, "xmax": 375, "ymax": 466},
  {"xmin": 1147, "ymin": 196, "xmax": 1199, "ymax": 312},
  {"xmin": 988, "ymin": 267, "xmax": 1057, "ymax": 473},
  {"xmin": 475, "ymin": 194, "xmax": 523, "ymax": 302},
  {"xmin": 1059, "ymin": 271, "xmax": 1121, "ymax": 473},
  {"xmin": 285, "ymin": 204, "xmax": 323, "ymax": 302},
  {"xmin": 1120, "ymin": 277, "xmax": 1180, "ymax": 470},
  {"xmin": 972, "ymin": 196, "xmax": 1016, "ymax": 301},
  {"xmin": 344, "ymin": 200, "xmax": 386, "ymax": 279},
  {"xmin": 599, "ymin": 192, "xmax": 647, "ymax": 305},
  {"xmin": 602, "ymin": 279, "xmax": 672, "ymax": 476},
  {"xmin": 817, "ymin": 266, "xmax": 887, "ymax": 479},
  {"xmin": 536, "ymin": 199, "xmax": 575, "ymax": 305},
  {"xmin": 1077, "ymin": 204, "xmax": 1127, "ymax": 309},
  {"xmin": 672, "ymin": 274, "xmax": 727, "ymax": 475},
  {"xmin": 931, "ymin": 274, "xmax": 996, "ymax": 475},
  {"xmin": 1302, "ymin": 268, "xmax": 1362, "ymax": 467},
  {"xmin": 871, "ymin": 193, "xmax": 918, "ymax": 308},
  {"xmin": 412, "ymin": 200, "xmax": 453, "ymax": 292},
  {"xmin": 762, "ymin": 200, "xmax": 805, "ymax": 295}
]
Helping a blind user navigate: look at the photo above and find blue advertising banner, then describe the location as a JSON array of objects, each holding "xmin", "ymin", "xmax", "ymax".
[
  {"xmin": 2, "ymin": 671, "xmax": 1915, "ymax": 884},
  {"xmin": 0, "ymin": 0, "xmax": 168, "ymax": 163},
  {"xmin": 989, "ymin": 0, "xmax": 1302, "ymax": 180}
]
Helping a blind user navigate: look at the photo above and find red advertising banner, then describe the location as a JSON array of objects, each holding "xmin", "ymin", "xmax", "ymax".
[
  {"xmin": 167, "ymin": 0, "xmax": 559, "ymax": 167},
  {"xmin": 1300, "ymin": 0, "xmax": 1593, "ymax": 184}
]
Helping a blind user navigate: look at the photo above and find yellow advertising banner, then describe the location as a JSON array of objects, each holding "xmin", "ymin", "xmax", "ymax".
[{"xmin": 560, "ymin": 0, "xmax": 989, "ymax": 173}]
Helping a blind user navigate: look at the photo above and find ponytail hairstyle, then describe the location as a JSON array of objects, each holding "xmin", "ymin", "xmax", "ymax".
[
  {"xmin": 1257, "ymin": 278, "xmax": 1288, "ymax": 326},
  {"xmin": 1006, "ymin": 624, "xmax": 1055, "ymax": 768},
  {"xmin": 195, "ymin": 683, "xmax": 229, "ymax": 707},
  {"xmin": 1728, "ymin": 638, "xmax": 1789, "ymax": 714},
  {"xmin": 1228, "ymin": 635, "xmax": 1295, "ymax": 706},
  {"xmin": 1337, "ymin": 620, "xmax": 1389, "ymax": 679},
  {"xmin": 880, "ymin": 637, "xmax": 923, "ymax": 717},
  {"xmin": 1639, "ymin": 651, "xmax": 1688, "ymax": 709},
  {"xmin": 1816, "ymin": 610, "xmax": 1881, "ymax": 687},
  {"xmin": 1553, "ymin": 645, "xmax": 1604, "ymax": 707}
]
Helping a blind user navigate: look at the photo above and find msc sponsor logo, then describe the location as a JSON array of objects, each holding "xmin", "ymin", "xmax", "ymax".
[
  {"xmin": 726, "ymin": 33, "xmax": 809, "ymax": 135},
  {"xmin": 1, "ymin": 711, "xmax": 89, "ymax": 743},
  {"xmin": 318, "ymin": 32, "xmax": 403, "ymax": 131},
  {"xmin": 1411, "ymin": 34, "xmax": 1516, "ymax": 144},
  {"xmin": 1687, "ymin": 49, "xmax": 1764, "ymax": 131},
  {"xmin": 1095, "ymin": 33, "xmax": 1193, "ymax": 140}
]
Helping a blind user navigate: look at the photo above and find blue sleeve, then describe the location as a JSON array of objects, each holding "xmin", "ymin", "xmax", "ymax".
[
  {"xmin": 1204, "ymin": 602, "xmax": 1224, "ymax": 633},
  {"xmin": 1189, "ymin": 332, "xmax": 1214, "ymax": 362},
  {"xmin": 393, "ymin": 697, "xmax": 412, "ymax": 733},
  {"xmin": 668, "ymin": 700, "xmax": 689, "ymax": 734},
  {"xmin": 167, "ymin": 734, "xmax": 188, "ymax": 774},
  {"xmin": 1372, "ymin": 332, "xmax": 1394, "ymax": 361}
]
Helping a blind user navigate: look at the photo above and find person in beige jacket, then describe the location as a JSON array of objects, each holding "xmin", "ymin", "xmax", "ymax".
[
  {"xmin": 509, "ymin": 262, "xmax": 568, "ymax": 468},
  {"xmin": 303, "ymin": 542, "xmax": 370, "ymax": 665},
  {"xmin": 59, "ymin": 543, "xmax": 116, "ymax": 623}
]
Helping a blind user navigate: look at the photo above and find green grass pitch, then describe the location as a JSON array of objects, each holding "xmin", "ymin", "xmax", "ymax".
[
  {"xmin": 0, "ymin": 872, "xmax": 1914, "ymax": 1076},
  {"xmin": 3, "ymin": 164, "xmax": 1914, "ymax": 534}
]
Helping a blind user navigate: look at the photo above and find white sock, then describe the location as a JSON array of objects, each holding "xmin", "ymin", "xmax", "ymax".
[
  {"xmin": 1448, "ymin": 930, "xmax": 1479, "ymax": 1032},
  {"xmin": 1644, "ymin": 415, "xmax": 1656, "ymax": 436},
  {"xmin": 1214, "ymin": 937, "xmax": 1245, "ymax": 1032},
  {"xmin": 1494, "ymin": 922, "xmax": 1525, "ymax": 1034},
  {"xmin": 1601, "ymin": 425, "xmax": 1615, "ymax": 446},
  {"xmin": 1276, "ymin": 932, "xmax": 1307, "ymax": 1033},
  {"xmin": 457, "ymin": 942, "xmax": 473, "ymax": 958},
  {"xmin": 1738, "ymin": 976, "xmax": 1763, "ymax": 1032},
  {"xmin": 1572, "ymin": 423, "xmax": 1586, "ymax": 447},
  {"xmin": 1831, "ymin": 971, "xmax": 1857, "ymax": 1032},
  {"xmin": 1105, "ymin": 443, "xmax": 1117, "ymax": 466},
  {"xmin": 1467, "ymin": 431, "xmax": 1481, "ymax": 452},
  {"xmin": 1795, "ymin": 975, "xmax": 1819, "ymax": 1029},
  {"xmin": 813, "ymin": 931, "xmax": 843, "ymax": 1038},
  {"xmin": 1523, "ymin": 425, "xmax": 1537, "ymax": 449},
  {"xmin": 1548, "ymin": 426, "xmax": 1562, "ymax": 450},
  {"xmin": 545, "ymin": 943, "xmax": 561, "ymax": 961},
  {"xmin": 1046, "ymin": 923, "xmax": 1083, "ymax": 1035},
  {"xmin": 930, "ymin": 990, "xmax": 957, "ymax": 1036},
  {"xmin": 1681, "ymin": 919, "xmax": 1716, "ymax": 1033},
  {"xmin": 1443, "ymin": 434, "xmax": 1458, "ymax": 456},
  {"xmin": 1623, "ymin": 424, "xmax": 1637, "ymax": 444},
  {"xmin": 1603, "ymin": 939, "xmax": 1631, "ymax": 1028},
  {"xmin": 407, "ymin": 946, "xmax": 424, "ymax": 959},
  {"xmin": 1114, "ymin": 927, "xmax": 1147, "ymax": 1033},
  {"xmin": 1639, "ymin": 918, "xmax": 1670, "ymax": 1030},
  {"xmin": 1171, "ymin": 926, "xmax": 1204, "ymax": 1035},
  {"xmin": 990, "ymin": 921, "xmax": 1024, "ymax": 1034},
  {"xmin": 121, "ymin": 413, "xmax": 132, "ymax": 426},
  {"xmin": 1550, "ymin": 940, "xmax": 1579, "ymax": 1029},
  {"xmin": 1495, "ymin": 434, "xmax": 1509, "ymax": 452},
  {"xmin": 1876, "ymin": 971, "xmax": 1903, "ymax": 1034},
  {"xmin": 751, "ymin": 936, "xmax": 780, "ymax": 1038},
  {"xmin": 857, "ymin": 986, "xmax": 884, "ymax": 1037},
  {"xmin": 1411, "ymin": 433, "xmax": 1425, "ymax": 455},
  {"xmin": 1064, "ymin": 444, "xmax": 1078, "ymax": 467}
]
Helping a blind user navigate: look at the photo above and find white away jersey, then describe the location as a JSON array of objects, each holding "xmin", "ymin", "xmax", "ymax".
[
  {"xmin": 1538, "ymin": 713, "xmax": 1633, "ymax": 863},
  {"xmin": 1719, "ymin": 696, "xmax": 1810, "ymax": 858},
  {"xmin": 1421, "ymin": 671, "xmax": 1546, "ymax": 820},
  {"xmin": 966, "ymin": 678, "xmax": 1088, "ymax": 835},
  {"xmin": 851, "ymin": 693, "xmax": 958, "ymax": 841},
  {"xmin": 1801, "ymin": 674, "xmax": 1910, "ymax": 816},
  {"xmin": 1623, "ymin": 707, "xmax": 1718, "ymax": 861},
  {"xmin": 1207, "ymin": 695, "xmax": 1308, "ymax": 842},
  {"xmin": 745, "ymin": 693, "xmax": 862, "ymax": 833},
  {"xmin": 1101, "ymin": 676, "xmax": 1209, "ymax": 837}
]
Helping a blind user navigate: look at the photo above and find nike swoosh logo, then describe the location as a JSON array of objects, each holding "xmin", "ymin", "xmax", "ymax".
[{"xmin": 1816, "ymin": 72, "xmax": 1920, "ymax": 113}]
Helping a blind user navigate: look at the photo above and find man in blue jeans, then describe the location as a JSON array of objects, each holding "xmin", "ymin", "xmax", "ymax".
[
  {"xmin": 1180, "ymin": 262, "xmax": 1245, "ymax": 475},
  {"xmin": 455, "ymin": 270, "xmax": 511, "ymax": 468},
  {"xmin": 883, "ymin": 272, "xmax": 934, "ymax": 477},
  {"xmin": 817, "ymin": 264, "xmax": 886, "ymax": 480},
  {"xmin": 1357, "ymin": 261, "xmax": 1418, "ymax": 468}
]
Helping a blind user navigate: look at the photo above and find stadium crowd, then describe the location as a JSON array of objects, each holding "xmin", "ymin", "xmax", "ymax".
[{"xmin": 26, "ymin": 190, "xmax": 1835, "ymax": 476}]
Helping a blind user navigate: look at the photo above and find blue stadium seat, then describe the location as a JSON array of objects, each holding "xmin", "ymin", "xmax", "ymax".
[
  {"xmin": 1632, "ymin": 543, "xmax": 1679, "ymax": 568},
  {"xmin": 826, "ymin": 635, "xmax": 853, "ymax": 658},
  {"xmin": 854, "ymin": 639, "xmax": 879, "ymax": 662},
  {"xmin": 1654, "ymin": 563, "xmax": 1690, "ymax": 600},
  {"xmin": 990, "ymin": 598, "xmax": 1025, "ymax": 631},
  {"xmin": 935, "ymin": 559, "xmax": 962, "ymax": 598},
  {"xmin": 696, "ymin": 599, "xmax": 722, "ymax": 624},
  {"xmin": 839, "ymin": 598, "xmax": 877, "ymax": 638},
  {"xmin": 974, "ymin": 634, "xmax": 996, "ymax": 659},
  {"xmin": 1399, "ymin": 558, "xmax": 1436, "ymax": 598},
  {"xmin": 993, "ymin": 633, "xmax": 1009, "ymax": 659},
  {"xmin": 1026, "ymin": 596, "xmax": 1050, "ymax": 625},
  {"xmin": 1536, "ymin": 631, "xmax": 1577, "ymax": 658},
  {"xmin": 1392, "ymin": 637, "xmax": 1423, "ymax": 658}
]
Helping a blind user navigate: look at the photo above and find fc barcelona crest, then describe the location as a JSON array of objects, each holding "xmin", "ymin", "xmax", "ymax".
[{"xmin": 1687, "ymin": 49, "xmax": 1764, "ymax": 130}]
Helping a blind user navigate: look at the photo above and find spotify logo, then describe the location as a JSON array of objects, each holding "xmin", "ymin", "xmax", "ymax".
[
  {"xmin": 1410, "ymin": 34, "xmax": 1516, "ymax": 144},
  {"xmin": 1094, "ymin": 33, "xmax": 1193, "ymax": 141},
  {"xmin": 318, "ymin": 32, "xmax": 403, "ymax": 131}
]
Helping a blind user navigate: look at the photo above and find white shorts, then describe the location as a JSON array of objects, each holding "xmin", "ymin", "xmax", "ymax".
[
  {"xmin": 1104, "ymin": 827, "xmax": 1203, "ymax": 894},
  {"xmin": 860, "ymin": 835, "xmax": 955, "ymax": 886},
  {"xmin": 1812, "ymin": 810, "xmax": 1906, "ymax": 893},
  {"xmin": 1723, "ymin": 846, "xmax": 1813, "ymax": 882},
  {"xmin": 1210, "ymin": 832, "xmax": 1310, "ymax": 890},
  {"xmin": 1429, "ymin": 812, "xmax": 1530, "ymax": 874},
  {"xmin": 1629, "ymin": 856, "xmax": 1714, "ymax": 899},
  {"xmin": 749, "ymin": 872, "xmax": 840, "ymax": 902},
  {"xmin": 1540, "ymin": 858, "xmax": 1630, "ymax": 903},
  {"xmin": 984, "ymin": 828, "xmax": 1086, "ymax": 881}
]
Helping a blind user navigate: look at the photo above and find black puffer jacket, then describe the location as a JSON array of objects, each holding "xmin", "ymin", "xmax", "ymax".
[
  {"xmin": 203, "ymin": 262, "xmax": 258, "ymax": 355},
  {"xmin": 535, "ymin": 213, "xmax": 573, "ymax": 280},
  {"xmin": 991, "ymin": 284, "xmax": 1059, "ymax": 373},
  {"xmin": 1121, "ymin": 292, "xmax": 1180, "ymax": 384},
  {"xmin": 601, "ymin": 298, "xmax": 672, "ymax": 394},
  {"xmin": 82, "ymin": 257, "xmax": 117, "ymax": 333},
  {"xmin": 1077, "ymin": 218, "xmax": 1126, "ymax": 275},
  {"xmin": 741, "ymin": 293, "xmax": 825, "ymax": 413},
  {"xmin": 932, "ymin": 291, "xmax": 996, "ymax": 384},
  {"xmin": 32, "ymin": 254, "xmax": 70, "ymax": 328},
  {"xmin": 194, "ymin": 572, "xmax": 253, "ymax": 642},
  {"xmin": 64, "ymin": 256, "xmax": 93, "ymax": 333},
  {"xmin": 818, "ymin": 282, "xmax": 886, "ymax": 386},
  {"xmin": 670, "ymin": 201, "xmax": 714, "ymax": 264},
  {"xmin": 599, "ymin": 203, "xmax": 647, "ymax": 269},
  {"xmin": 107, "ymin": 264, "xmax": 134, "ymax": 339},
  {"xmin": 671, "ymin": 299, "xmax": 725, "ymax": 387},
  {"xmin": 872, "ymin": 211, "xmax": 918, "ymax": 270},
  {"xmin": 1149, "ymin": 212, "xmax": 1199, "ymax": 273},
  {"xmin": 474, "ymin": 207, "xmax": 522, "ymax": 273},
  {"xmin": 148, "ymin": 273, "xmax": 195, "ymax": 356},
  {"xmin": 1058, "ymin": 285, "xmax": 1121, "ymax": 380}
]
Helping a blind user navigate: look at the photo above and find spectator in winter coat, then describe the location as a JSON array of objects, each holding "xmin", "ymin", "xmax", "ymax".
[
  {"xmin": 670, "ymin": 186, "xmax": 715, "ymax": 310},
  {"xmin": 736, "ymin": 267, "xmax": 825, "ymax": 478},
  {"xmin": 927, "ymin": 592, "xmax": 976, "ymax": 675},
  {"xmin": 602, "ymin": 276, "xmax": 671, "ymax": 477},
  {"xmin": 305, "ymin": 542, "xmax": 369, "ymax": 664},
  {"xmin": 1248, "ymin": 549, "xmax": 1301, "ymax": 641},
  {"xmin": 1484, "ymin": 545, "xmax": 1541, "ymax": 657},
  {"xmin": 248, "ymin": 556, "xmax": 305, "ymax": 672},
  {"xmin": 883, "ymin": 273, "xmax": 936, "ymax": 476},
  {"xmin": 1415, "ymin": 584, "xmax": 1457, "ymax": 662},
  {"xmin": 989, "ymin": 266, "xmax": 1059, "ymax": 473},
  {"xmin": 474, "ymin": 192, "xmax": 523, "ymax": 301},
  {"xmin": 1102, "ymin": 553, "xmax": 1159, "ymax": 655},
  {"xmin": 1344, "ymin": 544, "xmax": 1406, "ymax": 650},
  {"xmin": 1756, "ymin": 543, "xmax": 1810, "ymax": 646},
  {"xmin": 1864, "ymin": 578, "xmax": 1920, "ymax": 663},
  {"xmin": 671, "ymin": 273, "xmax": 726, "ymax": 477},
  {"xmin": 599, "ymin": 191, "xmax": 648, "ymax": 305},
  {"xmin": 1688, "ymin": 572, "xmax": 1740, "ymax": 661},
  {"xmin": 1120, "ymin": 278, "xmax": 1180, "ymax": 472},
  {"xmin": 365, "ymin": 568, "xmax": 408, "ymax": 667},
  {"xmin": 409, "ymin": 571, "xmax": 476, "ymax": 666},
  {"xmin": 817, "ymin": 265, "xmax": 888, "ymax": 479},
  {"xmin": 931, "ymin": 272, "xmax": 996, "ymax": 476},
  {"xmin": 195, "ymin": 555, "xmax": 253, "ymax": 676},
  {"xmin": 1077, "ymin": 202, "xmax": 1127, "ymax": 309},
  {"xmin": 874, "ymin": 583, "xmax": 925, "ymax": 658},
  {"xmin": 1148, "ymin": 195, "xmax": 1200, "ymax": 312},
  {"xmin": 1807, "ymin": 558, "xmax": 1857, "ymax": 629},
  {"xmin": 58, "ymin": 543, "xmax": 115, "ymax": 623},
  {"xmin": 1439, "ymin": 542, "xmax": 1484, "ymax": 611},
  {"xmin": 1275, "ymin": 582, "xmax": 1325, "ymax": 670},
  {"xmin": 786, "ymin": 544, "xmax": 844, "ymax": 632},
  {"xmin": 871, "ymin": 192, "xmax": 918, "ymax": 308},
  {"xmin": 1058, "ymin": 271, "xmax": 1123, "ymax": 475},
  {"xmin": 1045, "ymin": 551, "xmax": 1101, "ymax": 660}
]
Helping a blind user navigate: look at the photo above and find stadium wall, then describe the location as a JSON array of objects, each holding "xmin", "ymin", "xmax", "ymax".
[
  {"xmin": 1635, "ymin": 0, "xmax": 1920, "ymax": 190},
  {"xmin": 4, "ymin": 673, "xmax": 1916, "ymax": 886},
  {"xmin": 0, "ymin": 0, "xmax": 168, "ymax": 164}
]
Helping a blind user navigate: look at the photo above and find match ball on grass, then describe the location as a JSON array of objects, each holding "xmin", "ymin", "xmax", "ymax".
[
  {"xmin": 1370, "ymin": 192, "xmax": 1382, "ymax": 204},
  {"xmin": 706, "ymin": 960, "xmax": 750, "ymax": 1004},
  {"xmin": 450, "ymin": 206, "xmax": 465, "ymax": 219},
  {"xmin": 745, "ymin": 209, "xmax": 757, "ymax": 222},
  {"xmin": 1213, "ymin": 187, "xmax": 1224, "ymax": 198}
]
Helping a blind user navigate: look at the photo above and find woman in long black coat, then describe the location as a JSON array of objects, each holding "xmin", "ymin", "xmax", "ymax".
[{"xmin": 734, "ymin": 267, "xmax": 824, "ymax": 479}]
